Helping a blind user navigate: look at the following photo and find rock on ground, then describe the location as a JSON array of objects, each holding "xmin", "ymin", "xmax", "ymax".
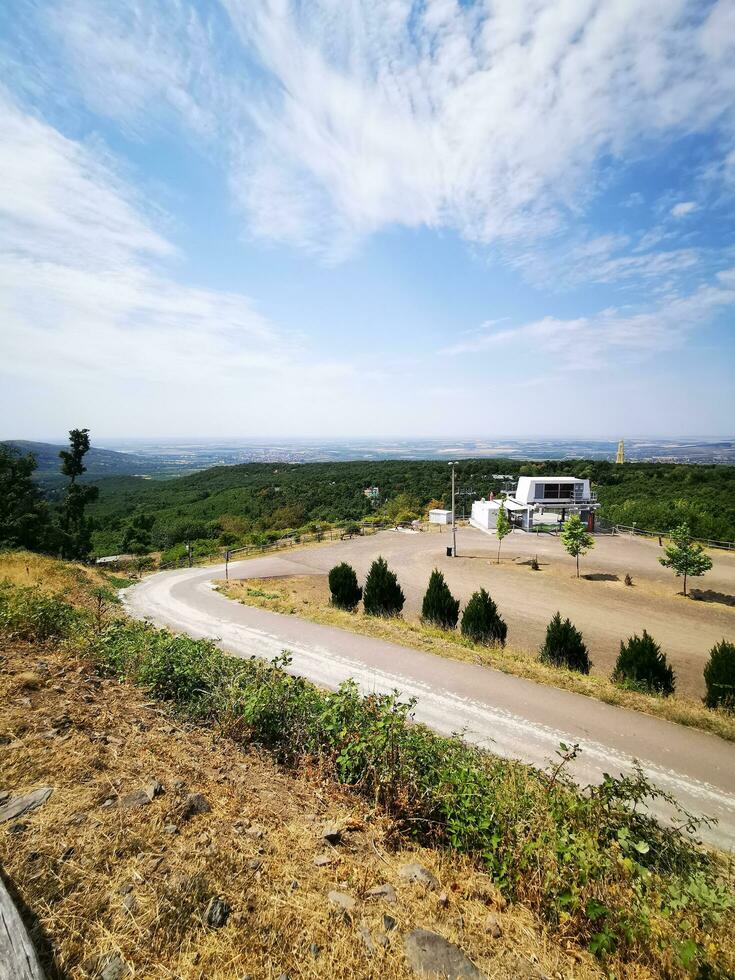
[
  {"xmin": 403, "ymin": 928, "xmax": 484, "ymax": 979},
  {"xmin": 0, "ymin": 786, "xmax": 53, "ymax": 824}
]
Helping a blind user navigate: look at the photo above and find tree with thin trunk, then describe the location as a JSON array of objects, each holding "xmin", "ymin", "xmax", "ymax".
[
  {"xmin": 658, "ymin": 523, "xmax": 712, "ymax": 597},
  {"xmin": 495, "ymin": 503, "xmax": 511, "ymax": 563},
  {"xmin": 58, "ymin": 428, "xmax": 98, "ymax": 560},
  {"xmin": 560, "ymin": 513, "xmax": 594, "ymax": 578}
]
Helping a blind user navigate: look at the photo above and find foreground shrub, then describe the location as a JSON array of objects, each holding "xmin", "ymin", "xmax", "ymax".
[
  {"xmin": 88, "ymin": 617, "xmax": 735, "ymax": 976},
  {"xmin": 612, "ymin": 631, "xmax": 675, "ymax": 695},
  {"xmin": 363, "ymin": 556, "xmax": 405, "ymax": 617},
  {"xmin": 328, "ymin": 562, "xmax": 362, "ymax": 611},
  {"xmin": 539, "ymin": 612, "xmax": 591, "ymax": 673},
  {"xmin": 460, "ymin": 589, "xmax": 507, "ymax": 646},
  {"xmin": 0, "ymin": 581, "xmax": 76, "ymax": 642},
  {"xmin": 421, "ymin": 569, "xmax": 460, "ymax": 629},
  {"xmin": 704, "ymin": 640, "xmax": 735, "ymax": 712}
]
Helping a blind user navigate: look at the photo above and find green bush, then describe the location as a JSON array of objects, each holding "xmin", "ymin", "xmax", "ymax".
[
  {"xmin": 704, "ymin": 640, "xmax": 735, "ymax": 712},
  {"xmin": 363, "ymin": 556, "xmax": 405, "ymax": 617},
  {"xmin": 539, "ymin": 612, "xmax": 591, "ymax": 673},
  {"xmin": 612, "ymin": 631, "xmax": 675, "ymax": 696},
  {"xmin": 460, "ymin": 588, "xmax": 507, "ymax": 646},
  {"xmin": 328, "ymin": 562, "xmax": 363, "ymax": 611},
  {"xmin": 421, "ymin": 569, "xmax": 460, "ymax": 629},
  {"xmin": 0, "ymin": 582, "xmax": 76, "ymax": 642}
]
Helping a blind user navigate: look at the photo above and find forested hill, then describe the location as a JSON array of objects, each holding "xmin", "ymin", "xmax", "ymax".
[
  {"xmin": 86, "ymin": 458, "xmax": 735, "ymax": 557},
  {"xmin": 1, "ymin": 440, "xmax": 158, "ymax": 481}
]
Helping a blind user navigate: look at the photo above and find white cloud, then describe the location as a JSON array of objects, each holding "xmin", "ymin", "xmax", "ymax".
[
  {"xmin": 671, "ymin": 201, "xmax": 698, "ymax": 218},
  {"xmin": 33, "ymin": 0, "xmax": 735, "ymax": 262},
  {"xmin": 0, "ymin": 94, "xmax": 353, "ymax": 406},
  {"xmin": 444, "ymin": 274, "xmax": 735, "ymax": 368}
]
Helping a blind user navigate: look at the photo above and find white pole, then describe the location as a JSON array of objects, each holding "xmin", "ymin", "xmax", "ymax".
[{"xmin": 451, "ymin": 463, "xmax": 457, "ymax": 557}]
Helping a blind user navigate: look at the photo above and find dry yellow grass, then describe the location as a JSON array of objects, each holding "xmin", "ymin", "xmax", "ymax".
[
  {"xmin": 219, "ymin": 574, "xmax": 735, "ymax": 743},
  {"xmin": 0, "ymin": 638, "xmax": 605, "ymax": 979},
  {"xmin": 0, "ymin": 550, "xmax": 121, "ymax": 611}
]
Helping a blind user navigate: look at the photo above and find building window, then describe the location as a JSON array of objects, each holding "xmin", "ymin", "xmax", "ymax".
[{"xmin": 541, "ymin": 483, "xmax": 575, "ymax": 499}]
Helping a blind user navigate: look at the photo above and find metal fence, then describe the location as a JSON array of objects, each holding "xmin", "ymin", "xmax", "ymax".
[{"xmin": 609, "ymin": 523, "xmax": 735, "ymax": 552}]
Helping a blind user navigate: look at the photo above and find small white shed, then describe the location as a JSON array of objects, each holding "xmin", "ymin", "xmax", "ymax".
[{"xmin": 429, "ymin": 508, "xmax": 452, "ymax": 524}]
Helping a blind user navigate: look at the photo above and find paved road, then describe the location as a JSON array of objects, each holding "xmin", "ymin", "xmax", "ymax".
[{"xmin": 124, "ymin": 554, "xmax": 735, "ymax": 850}]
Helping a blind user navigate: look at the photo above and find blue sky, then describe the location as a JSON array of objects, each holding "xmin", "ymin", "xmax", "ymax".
[{"xmin": 1, "ymin": 0, "xmax": 734, "ymax": 440}]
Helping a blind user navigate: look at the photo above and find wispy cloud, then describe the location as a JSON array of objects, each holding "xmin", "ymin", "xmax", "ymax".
[
  {"xmin": 0, "ymin": 93, "xmax": 351, "ymax": 396},
  {"xmin": 29, "ymin": 0, "xmax": 735, "ymax": 265},
  {"xmin": 444, "ymin": 272, "xmax": 735, "ymax": 369},
  {"xmin": 670, "ymin": 201, "xmax": 699, "ymax": 218}
]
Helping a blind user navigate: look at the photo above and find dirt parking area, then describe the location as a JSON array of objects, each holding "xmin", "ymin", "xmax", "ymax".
[{"xmin": 234, "ymin": 528, "xmax": 735, "ymax": 698}]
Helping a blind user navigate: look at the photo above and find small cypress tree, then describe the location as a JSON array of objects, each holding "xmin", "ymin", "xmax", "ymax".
[
  {"xmin": 328, "ymin": 562, "xmax": 362, "ymax": 611},
  {"xmin": 363, "ymin": 556, "xmax": 405, "ymax": 617},
  {"xmin": 539, "ymin": 612, "xmax": 591, "ymax": 673},
  {"xmin": 460, "ymin": 588, "xmax": 507, "ymax": 646},
  {"xmin": 421, "ymin": 569, "xmax": 460, "ymax": 629},
  {"xmin": 611, "ymin": 631, "xmax": 675, "ymax": 695},
  {"xmin": 703, "ymin": 640, "xmax": 735, "ymax": 712}
]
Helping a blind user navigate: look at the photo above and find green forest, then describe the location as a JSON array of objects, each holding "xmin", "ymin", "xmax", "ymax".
[
  {"xmin": 4, "ymin": 439, "xmax": 733, "ymax": 561},
  {"xmin": 82, "ymin": 457, "xmax": 735, "ymax": 559}
]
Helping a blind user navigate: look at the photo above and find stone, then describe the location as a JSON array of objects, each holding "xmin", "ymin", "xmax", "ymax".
[
  {"xmin": 118, "ymin": 883, "xmax": 134, "ymax": 896},
  {"xmin": 399, "ymin": 862, "xmax": 439, "ymax": 891},
  {"xmin": 383, "ymin": 914, "xmax": 397, "ymax": 932},
  {"xmin": 122, "ymin": 893, "xmax": 137, "ymax": 914},
  {"xmin": 163, "ymin": 824, "xmax": 178, "ymax": 835},
  {"xmin": 145, "ymin": 779, "xmax": 164, "ymax": 799},
  {"xmin": 366, "ymin": 882, "xmax": 397, "ymax": 903},
  {"xmin": 403, "ymin": 929, "xmax": 484, "ymax": 979},
  {"xmin": 313, "ymin": 853, "xmax": 332, "ymax": 867},
  {"xmin": 244, "ymin": 825, "xmax": 264, "ymax": 839},
  {"xmin": 119, "ymin": 789, "xmax": 152, "ymax": 810},
  {"xmin": 8, "ymin": 821, "xmax": 28, "ymax": 834},
  {"xmin": 0, "ymin": 785, "xmax": 53, "ymax": 824},
  {"xmin": 485, "ymin": 914, "xmax": 502, "ymax": 939},
  {"xmin": 321, "ymin": 823, "xmax": 342, "ymax": 844},
  {"xmin": 358, "ymin": 922, "xmax": 375, "ymax": 954},
  {"xmin": 247, "ymin": 859, "xmax": 262, "ymax": 871},
  {"xmin": 206, "ymin": 896, "xmax": 231, "ymax": 928},
  {"xmin": 86, "ymin": 953, "xmax": 129, "ymax": 980},
  {"xmin": 309, "ymin": 943, "xmax": 320, "ymax": 958},
  {"xmin": 437, "ymin": 891, "xmax": 449, "ymax": 908},
  {"xmin": 180, "ymin": 792, "xmax": 211, "ymax": 821},
  {"xmin": 328, "ymin": 890, "xmax": 356, "ymax": 912},
  {"xmin": 0, "ymin": 790, "xmax": 9, "ymax": 803}
]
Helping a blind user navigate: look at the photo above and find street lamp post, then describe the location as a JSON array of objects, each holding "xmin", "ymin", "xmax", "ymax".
[{"xmin": 449, "ymin": 461, "xmax": 458, "ymax": 557}]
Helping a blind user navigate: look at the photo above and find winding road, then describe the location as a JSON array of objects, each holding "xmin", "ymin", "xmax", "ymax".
[{"xmin": 123, "ymin": 552, "xmax": 735, "ymax": 850}]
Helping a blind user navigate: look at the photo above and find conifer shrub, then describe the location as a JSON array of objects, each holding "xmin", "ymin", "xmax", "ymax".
[
  {"xmin": 704, "ymin": 640, "xmax": 735, "ymax": 712},
  {"xmin": 362, "ymin": 556, "xmax": 405, "ymax": 617},
  {"xmin": 460, "ymin": 588, "xmax": 507, "ymax": 646},
  {"xmin": 328, "ymin": 562, "xmax": 362, "ymax": 611},
  {"xmin": 611, "ymin": 631, "xmax": 675, "ymax": 696},
  {"xmin": 539, "ymin": 612, "xmax": 591, "ymax": 673},
  {"xmin": 421, "ymin": 569, "xmax": 460, "ymax": 629}
]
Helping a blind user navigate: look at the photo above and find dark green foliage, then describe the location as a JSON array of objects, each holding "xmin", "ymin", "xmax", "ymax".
[
  {"xmin": 328, "ymin": 562, "xmax": 362, "ymax": 611},
  {"xmin": 0, "ymin": 444, "xmax": 54, "ymax": 551},
  {"xmin": 58, "ymin": 429, "xmax": 99, "ymax": 560},
  {"xmin": 539, "ymin": 612, "xmax": 591, "ymax": 673},
  {"xmin": 363, "ymin": 556, "xmax": 405, "ymax": 617},
  {"xmin": 421, "ymin": 569, "xmax": 460, "ymax": 629},
  {"xmin": 703, "ymin": 640, "xmax": 735, "ymax": 712},
  {"xmin": 120, "ymin": 511, "xmax": 155, "ymax": 554},
  {"xmin": 612, "ymin": 631, "xmax": 675, "ymax": 696},
  {"xmin": 460, "ymin": 588, "xmax": 507, "ymax": 645},
  {"xmin": 0, "ymin": 582, "xmax": 75, "ymax": 642}
]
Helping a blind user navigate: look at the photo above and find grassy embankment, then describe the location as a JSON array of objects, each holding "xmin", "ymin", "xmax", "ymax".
[
  {"xmin": 218, "ymin": 574, "xmax": 735, "ymax": 743},
  {"xmin": 2, "ymin": 551, "xmax": 735, "ymax": 978}
]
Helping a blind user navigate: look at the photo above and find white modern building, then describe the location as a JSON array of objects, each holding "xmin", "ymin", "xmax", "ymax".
[
  {"xmin": 470, "ymin": 476, "xmax": 599, "ymax": 534},
  {"xmin": 429, "ymin": 508, "xmax": 452, "ymax": 524}
]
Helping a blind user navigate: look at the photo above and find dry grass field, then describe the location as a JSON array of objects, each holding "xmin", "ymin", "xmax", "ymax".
[{"xmin": 223, "ymin": 526, "xmax": 735, "ymax": 699}]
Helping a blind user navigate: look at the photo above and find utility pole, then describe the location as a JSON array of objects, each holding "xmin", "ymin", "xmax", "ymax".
[{"xmin": 449, "ymin": 461, "xmax": 458, "ymax": 557}]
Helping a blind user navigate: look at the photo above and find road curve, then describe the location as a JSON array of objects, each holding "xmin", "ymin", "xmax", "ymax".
[{"xmin": 123, "ymin": 557, "xmax": 735, "ymax": 850}]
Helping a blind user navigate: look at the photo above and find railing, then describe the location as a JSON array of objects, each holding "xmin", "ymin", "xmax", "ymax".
[
  {"xmin": 158, "ymin": 521, "xmax": 393, "ymax": 571},
  {"xmin": 610, "ymin": 523, "xmax": 735, "ymax": 551}
]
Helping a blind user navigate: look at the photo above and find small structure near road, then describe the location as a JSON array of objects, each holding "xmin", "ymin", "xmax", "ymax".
[
  {"xmin": 471, "ymin": 476, "xmax": 599, "ymax": 533},
  {"xmin": 429, "ymin": 508, "xmax": 452, "ymax": 525}
]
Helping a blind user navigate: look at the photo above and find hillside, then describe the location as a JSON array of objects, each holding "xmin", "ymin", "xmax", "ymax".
[
  {"xmin": 86, "ymin": 458, "xmax": 735, "ymax": 557},
  {"xmin": 1, "ymin": 439, "xmax": 170, "ymax": 482}
]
